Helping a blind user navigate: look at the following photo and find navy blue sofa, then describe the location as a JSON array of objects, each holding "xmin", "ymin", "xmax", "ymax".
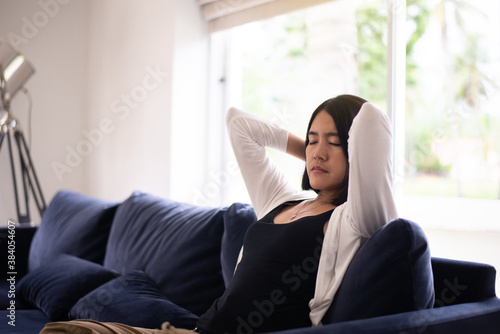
[{"xmin": 1, "ymin": 190, "xmax": 499, "ymax": 333}]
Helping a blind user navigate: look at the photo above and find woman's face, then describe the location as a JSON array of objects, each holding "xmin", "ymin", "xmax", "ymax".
[{"xmin": 305, "ymin": 110, "xmax": 347, "ymax": 194}]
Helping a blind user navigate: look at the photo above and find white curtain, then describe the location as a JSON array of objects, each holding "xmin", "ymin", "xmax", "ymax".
[{"xmin": 198, "ymin": 0, "xmax": 335, "ymax": 31}]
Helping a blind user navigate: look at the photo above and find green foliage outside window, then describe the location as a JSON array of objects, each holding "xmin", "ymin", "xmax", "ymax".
[
  {"xmin": 237, "ymin": 0, "xmax": 499, "ymax": 199},
  {"xmin": 357, "ymin": 0, "xmax": 499, "ymax": 199}
]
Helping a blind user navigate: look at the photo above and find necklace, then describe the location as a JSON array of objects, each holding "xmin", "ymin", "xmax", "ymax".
[{"xmin": 289, "ymin": 200, "xmax": 331, "ymax": 220}]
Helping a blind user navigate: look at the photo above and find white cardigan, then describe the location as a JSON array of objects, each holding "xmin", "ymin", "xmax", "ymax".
[{"xmin": 226, "ymin": 102, "xmax": 398, "ymax": 326}]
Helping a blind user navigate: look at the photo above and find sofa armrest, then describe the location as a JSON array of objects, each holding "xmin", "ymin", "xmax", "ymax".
[
  {"xmin": 264, "ymin": 298, "xmax": 500, "ymax": 334},
  {"xmin": 431, "ymin": 257, "xmax": 497, "ymax": 307},
  {"xmin": 0, "ymin": 225, "xmax": 37, "ymax": 280}
]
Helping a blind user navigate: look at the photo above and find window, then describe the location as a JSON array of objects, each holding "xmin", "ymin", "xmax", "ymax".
[
  {"xmin": 401, "ymin": 0, "xmax": 500, "ymax": 223},
  {"xmin": 399, "ymin": 0, "xmax": 500, "ymax": 291},
  {"xmin": 211, "ymin": 0, "xmax": 388, "ymax": 205},
  {"xmin": 206, "ymin": 0, "xmax": 500, "ymax": 291}
]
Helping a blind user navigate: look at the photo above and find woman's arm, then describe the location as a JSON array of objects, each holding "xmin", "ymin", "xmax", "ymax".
[
  {"xmin": 346, "ymin": 102, "xmax": 398, "ymax": 236},
  {"xmin": 286, "ymin": 133, "xmax": 306, "ymax": 161},
  {"xmin": 226, "ymin": 107, "xmax": 309, "ymax": 219}
]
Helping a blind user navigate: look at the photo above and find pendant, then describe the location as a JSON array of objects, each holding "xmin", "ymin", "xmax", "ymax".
[{"xmin": 289, "ymin": 214, "xmax": 297, "ymax": 220}]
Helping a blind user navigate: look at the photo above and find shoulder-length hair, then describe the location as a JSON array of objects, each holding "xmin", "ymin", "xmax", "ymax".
[{"xmin": 301, "ymin": 94, "xmax": 367, "ymax": 206}]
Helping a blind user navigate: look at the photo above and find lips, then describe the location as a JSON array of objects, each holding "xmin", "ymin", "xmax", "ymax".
[{"xmin": 311, "ymin": 166, "xmax": 328, "ymax": 173}]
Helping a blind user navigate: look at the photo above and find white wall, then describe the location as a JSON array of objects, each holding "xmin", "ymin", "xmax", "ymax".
[
  {"xmin": 84, "ymin": 0, "xmax": 176, "ymax": 201},
  {"xmin": 170, "ymin": 0, "xmax": 210, "ymax": 205},
  {"xmin": 0, "ymin": 0, "xmax": 89, "ymax": 224},
  {"xmin": 0, "ymin": 0, "xmax": 210, "ymax": 224}
]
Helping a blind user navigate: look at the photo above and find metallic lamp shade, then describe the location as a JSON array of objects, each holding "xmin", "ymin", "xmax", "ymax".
[{"xmin": 0, "ymin": 38, "xmax": 35, "ymax": 103}]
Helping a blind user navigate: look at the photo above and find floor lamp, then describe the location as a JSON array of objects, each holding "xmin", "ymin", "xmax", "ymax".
[{"xmin": 0, "ymin": 39, "xmax": 46, "ymax": 224}]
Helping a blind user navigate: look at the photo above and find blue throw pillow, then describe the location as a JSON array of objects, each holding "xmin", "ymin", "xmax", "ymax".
[
  {"xmin": 220, "ymin": 203, "xmax": 256, "ymax": 287},
  {"xmin": 322, "ymin": 218, "xmax": 435, "ymax": 324},
  {"xmin": 69, "ymin": 270, "xmax": 199, "ymax": 329},
  {"xmin": 18, "ymin": 254, "xmax": 119, "ymax": 321},
  {"xmin": 29, "ymin": 190, "xmax": 118, "ymax": 271},
  {"xmin": 103, "ymin": 192, "xmax": 226, "ymax": 316}
]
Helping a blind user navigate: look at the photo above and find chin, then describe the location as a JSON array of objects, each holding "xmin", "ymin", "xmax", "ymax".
[
  {"xmin": 310, "ymin": 184, "xmax": 333, "ymax": 192},
  {"xmin": 310, "ymin": 181, "xmax": 343, "ymax": 193}
]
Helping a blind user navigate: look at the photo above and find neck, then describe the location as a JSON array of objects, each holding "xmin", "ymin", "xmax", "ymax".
[{"xmin": 314, "ymin": 191, "xmax": 339, "ymax": 205}]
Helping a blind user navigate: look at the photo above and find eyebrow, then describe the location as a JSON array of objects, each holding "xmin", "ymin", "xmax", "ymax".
[{"xmin": 308, "ymin": 131, "xmax": 339, "ymax": 137}]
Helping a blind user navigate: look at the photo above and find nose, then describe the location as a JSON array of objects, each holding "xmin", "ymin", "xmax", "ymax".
[{"xmin": 313, "ymin": 142, "xmax": 328, "ymax": 161}]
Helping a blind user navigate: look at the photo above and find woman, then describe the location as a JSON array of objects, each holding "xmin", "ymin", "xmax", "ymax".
[
  {"xmin": 195, "ymin": 94, "xmax": 397, "ymax": 334},
  {"xmin": 41, "ymin": 95, "xmax": 397, "ymax": 334}
]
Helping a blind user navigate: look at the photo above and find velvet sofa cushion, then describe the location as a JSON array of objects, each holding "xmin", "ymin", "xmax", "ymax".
[
  {"xmin": 103, "ymin": 192, "xmax": 226, "ymax": 316},
  {"xmin": 220, "ymin": 203, "xmax": 256, "ymax": 287},
  {"xmin": 17, "ymin": 254, "xmax": 119, "ymax": 321},
  {"xmin": 69, "ymin": 270, "xmax": 199, "ymax": 329},
  {"xmin": 323, "ymin": 218, "xmax": 435, "ymax": 324},
  {"xmin": 28, "ymin": 190, "xmax": 118, "ymax": 272}
]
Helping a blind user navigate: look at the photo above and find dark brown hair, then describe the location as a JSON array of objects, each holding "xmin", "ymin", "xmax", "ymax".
[{"xmin": 301, "ymin": 94, "xmax": 367, "ymax": 206}]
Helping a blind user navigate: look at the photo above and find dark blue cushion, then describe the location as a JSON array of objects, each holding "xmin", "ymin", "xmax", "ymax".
[
  {"xmin": 0, "ymin": 280, "xmax": 32, "ymax": 310},
  {"xmin": 69, "ymin": 270, "xmax": 199, "ymax": 329},
  {"xmin": 323, "ymin": 218, "xmax": 435, "ymax": 323},
  {"xmin": 18, "ymin": 254, "xmax": 118, "ymax": 321},
  {"xmin": 29, "ymin": 190, "xmax": 118, "ymax": 272},
  {"xmin": 220, "ymin": 203, "xmax": 256, "ymax": 287},
  {"xmin": 103, "ymin": 192, "xmax": 226, "ymax": 316}
]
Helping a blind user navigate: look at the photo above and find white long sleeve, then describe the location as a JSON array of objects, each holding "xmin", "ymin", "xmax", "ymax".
[
  {"xmin": 226, "ymin": 107, "xmax": 314, "ymax": 219},
  {"xmin": 226, "ymin": 103, "xmax": 398, "ymax": 326}
]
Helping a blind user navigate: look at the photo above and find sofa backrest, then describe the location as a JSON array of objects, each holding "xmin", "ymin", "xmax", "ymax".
[
  {"xmin": 102, "ymin": 192, "xmax": 256, "ymax": 316},
  {"xmin": 28, "ymin": 190, "xmax": 119, "ymax": 272},
  {"xmin": 28, "ymin": 190, "xmax": 257, "ymax": 317}
]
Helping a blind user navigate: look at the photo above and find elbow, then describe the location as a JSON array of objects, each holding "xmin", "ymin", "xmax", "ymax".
[{"xmin": 226, "ymin": 107, "xmax": 241, "ymax": 126}]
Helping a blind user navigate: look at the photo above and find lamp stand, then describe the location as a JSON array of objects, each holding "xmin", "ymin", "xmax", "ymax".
[{"xmin": 0, "ymin": 110, "xmax": 46, "ymax": 224}]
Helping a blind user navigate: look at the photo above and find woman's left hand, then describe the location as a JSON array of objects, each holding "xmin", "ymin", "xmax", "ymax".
[{"xmin": 286, "ymin": 132, "xmax": 306, "ymax": 161}]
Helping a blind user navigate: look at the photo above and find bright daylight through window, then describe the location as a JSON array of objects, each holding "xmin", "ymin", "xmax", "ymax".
[
  {"xmin": 220, "ymin": 0, "xmax": 387, "ymax": 205},
  {"xmin": 212, "ymin": 0, "xmax": 499, "ymax": 291},
  {"xmin": 399, "ymin": 0, "xmax": 500, "ymax": 287}
]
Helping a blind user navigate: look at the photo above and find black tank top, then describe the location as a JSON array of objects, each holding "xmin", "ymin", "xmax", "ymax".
[{"xmin": 197, "ymin": 203, "xmax": 333, "ymax": 334}]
